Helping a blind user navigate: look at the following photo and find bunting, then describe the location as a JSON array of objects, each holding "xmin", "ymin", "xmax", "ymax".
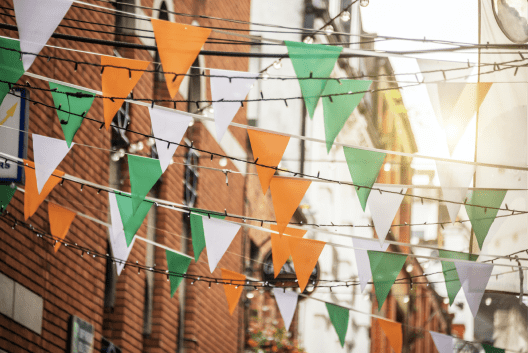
[
  {"xmin": 429, "ymin": 331, "xmax": 454, "ymax": 353},
  {"xmin": 32, "ymin": 134, "xmax": 73, "ymax": 193},
  {"xmin": 482, "ymin": 344, "xmax": 505, "ymax": 353},
  {"xmin": 0, "ymin": 184, "xmax": 17, "ymax": 211},
  {"xmin": 247, "ymin": 130, "xmax": 290, "ymax": 194},
  {"xmin": 108, "ymin": 192, "xmax": 135, "ymax": 275},
  {"xmin": 270, "ymin": 225, "xmax": 306, "ymax": 278},
  {"xmin": 0, "ymin": 38, "xmax": 25, "ymax": 105},
  {"xmin": 325, "ymin": 303, "xmax": 349, "ymax": 347},
  {"xmin": 166, "ymin": 249, "xmax": 192, "ymax": 297},
  {"xmin": 272, "ymin": 288, "xmax": 298, "ymax": 331},
  {"xmin": 128, "ymin": 155, "xmax": 163, "ymax": 214},
  {"xmin": 150, "ymin": 19, "xmax": 211, "ymax": 98},
  {"xmin": 367, "ymin": 187, "xmax": 407, "ymax": 244},
  {"xmin": 287, "ymin": 236, "xmax": 325, "ymax": 292},
  {"xmin": 221, "ymin": 268, "xmax": 246, "ymax": 315},
  {"xmin": 377, "ymin": 319, "xmax": 402, "ymax": 353},
  {"xmin": 435, "ymin": 160, "xmax": 475, "ymax": 223},
  {"xmin": 114, "ymin": 192, "xmax": 153, "ymax": 247},
  {"xmin": 438, "ymin": 249, "xmax": 479, "ymax": 305},
  {"xmin": 269, "ymin": 176, "xmax": 311, "ymax": 235},
  {"xmin": 352, "ymin": 237, "xmax": 389, "ymax": 292},
  {"xmin": 190, "ymin": 211, "xmax": 225, "ymax": 262},
  {"xmin": 455, "ymin": 261, "xmax": 494, "ymax": 317},
  {"xmin": 368, "ymin": 250, "xmax": 408, "ymax": 310},
  {"xmin": 23, "ymin": 160, "xmax": 64, "ymax": 220},
  {"xmin": 285, "ymin": 41, "xmax": 342, "ymax": 119},
  {"xmin": 48, "ymin": 203, "xmax": 76, "ymax": 252},
  {"xmin": 202, "ymin": 217, "xmax": 241, "ymax": 273},
  {"xmin": 465, "ymin": 189, "xmax": 507, "ymax": 249}
]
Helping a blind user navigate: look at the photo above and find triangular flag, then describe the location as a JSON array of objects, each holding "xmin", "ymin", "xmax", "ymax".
[
  {"xmin": 114, "ymin": 192, "xmax": 153, "ymax": 247},
  {"xmin": 101, "ymin": 56, "xmax": 149, "ymax": 130},
  {"xmin": 284, "ymin": 41, "xmax": 342, "ymax": 119},
  {"xmin": 343, "ymin": 147, "xmax": 386, "ymax": 212},
  {"xmin": 151, "ymin": 19, "xmax": 211, "ymax": 98},
  {"xmin": 287, "ymin": 237, "xmax": 325, "ymax": 292},
  {"xmin": 368, "ymin": 187, "xmax": 407, "ymax": 244},
  {"xmin": 210, "ymin": 69, "xmax": 259, "ymax": 141},
  {"xmin": 430, "ymin": 331, "xmax": 454, "ymax": 353},
  {"xmin": 322, "ymin": 79, "xmax": 372, "ymax": 152},
  {"xmin": 438, "ymin": 249, "xmax": 479, "ymax": 305},
  {"xmin": 352, "ymin": 237, "xmax": 389, "ymax": 292},
  {"xmin": 48, "ymin": 203, "xmax": 76, "ymax": 252},
  {"xmin": 455, "ymin": 261, "xmax": 493, "ymax": 317},
  {"xmin": 33, "ymin": 134, "xmax": 73, "ymax": 193},
  {"xmin": 23, "ymin": 160, "xmax": 64, "ymax": 220},
  {"xmin": 247, "ymin": 130, "xmax": 290, "ymax": 194},
  {"xmin": 482, "ymin": 344, "xmax": 505, "ymax": 353},
  {"xmin": 190, "ymin": 210, "xmax": 225, "ymax": 262},
  {"xmin": 0, "ymin": 38, "xmax": 25, "ymax": 105},
  {"xmin": 0, "ymin": 184, "xmax": 17, "ymax": 211},
  {"xmin": 202, "ymin": 217, "xmax": 241, "ymax": 273},
  {"xmin": 13, "ymin": 0, "xmax": 72, "ymax": 71},
  {"xmin": 272, "ymin": 288, "xmax": 298, "ymax": 331},
  {"xmin": 221, "ymin": 268, "xmax": 246, "ymax": 315},
  {"xmin": 270, "ymin": 225, "xmax": 306, "ymax": 278},
  {"xmin": 166, "ymin": 249, "xmax": 192, "ymax": 298},
  {"xmin": 325, "ymin": 303, "xmax": 349, "ymax": 347},
  {"xmin": 377, "ymin": 319, "xmax": 402, "ymax": 353},
  {"xmin": 465, "ymin": 189, "xmax": 507, "ymax": 249},
  {"xmin": 368, "ymin": 250, "xmax": 407, "ymax": 310},
  {"xmin": 49, "ymin": 82, "xmax": 95, "ymax": 148},
  {"xmin": 149, "ymin": 107, "xmax": 191, "ymax": 172},
  {"xmin": 269, "ymin": 176, "xmax": 311, "ymax": 235},
  {"xmin": 108, "ymin": 192, "xmax": 135, "ymax": 275},
  {"xmin": 436, "ymin": 160, "xmax": 475, "ymax": 223},
  {"xmin": 128, "ymin": 155, "xmax": 163, "ymax": 214}
]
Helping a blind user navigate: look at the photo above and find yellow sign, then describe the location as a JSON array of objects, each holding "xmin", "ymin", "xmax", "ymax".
[{"xmin": 0, "ymin": 102, "xmax": 17, "ymax": 126}]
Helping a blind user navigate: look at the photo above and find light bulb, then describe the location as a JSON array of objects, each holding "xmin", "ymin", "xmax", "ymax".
[
  {"xmin": 111, "ymin": 153, "xmax": 120, "ymax": 162},
  {"xmin": 188, "ymin": 118, "xmax": 194, "ymax": 127},
  {"xmin": 207, "ymin": 106, "xmax": 214, "ymax": 115},
  {"xmin": 136, "ymin": 141, "xmax": 144, "ymax": 151},
  {"xmin": 303, "ymin": 36, "xmax": 314, "ymax": 44},
  {"xmin": 147, "ymin": 137, "xmax": 155, "ymax": 147},
  {"xmin": 340, "ymin": 11, "xmax": 351, "ymax": 22},
  {"xmin": 273, "ymin": 60, "xmax": 282, "ymax": 70},
  {"xmin": 219, "ymin": 157, "xmax": 228, "ymax": 167},
  {"xmin": 324, "ymin": 25, "xmax": 334, "ymax": 35},
  {"xmin": 406, "ymin": 264, "xmax": 414, "ymax": 273},
  {"xmin": 443, "ymin": 297, "xmax": 450, "ymax": 305},
  {"xmin": 169, "ymin": 158, "xmax": 175, "ymax": 165},
  {"xmin": 403, "ymin": 295, "xmax": 410, "ymax": 304},
  {"xmin": 360, "ymin": 0, "xmax": 369, "ymax": 7},
  {"xmin": 128, "ymin": 144, "xmax": 137, "ymax": 153},
  {"xmin": 261, "ymin": 71, "xmax": 270, "ymax": 80},
  {"xmin": 485, "ymin": 297, "xmax": 492, "ymax": 306},
  {"xmin": 118, "ymin": 148, "xmax": 126, "ymax": 158}
]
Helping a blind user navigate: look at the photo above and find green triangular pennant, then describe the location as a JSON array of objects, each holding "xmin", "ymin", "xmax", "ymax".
[
  {"xmin": 325, "ymin": 303, "xmax": 349, "ymax": 347},
  {"xmin": 115, "ymin": 192, "xmax": 153, "ymax": 246},
  {"xmin": 343, "ymin": 147, "xmax": 386, "ymax": 211},
  {"xmin": 165, "ymin": 249, "xmax": 192, "ymax": 297},
  {"xmin": 483, "ymin": 344, "xmax": 505, "ymax": 353},
  {"xmin": 322, "ymin": 79, "xmax": 372, "ymax": 153},
  {"xmin": 128, "ymin": 155, "xmax": 163, "ymax": 214},
  {"xmin": 0, "ymin": 184, "xmax": 17, "ymax": 211},
  {"xmin": 285, "ymin": 41, "xmax": 342, "ymax": 119},
  {"xmin": 190, "ymin": 210, "xmax": 225, "ymax": 262},
  {"xmin": 368, "ymin": 250, "xmax": 408, "ymax": 310},
  {"xmin": 438, "ymin": 249, "xmax": 479, "ymax": 305},
  {"xmin": 49, "ymin": 82, "xmax": 95, "ymax": 148},
  {"xmin": 0, "ymin": 38, "xmax": 25, "ymax": 105},
  {"xmin": 465, "ymin": 189, "xmax": 507, "ymax": 249}
]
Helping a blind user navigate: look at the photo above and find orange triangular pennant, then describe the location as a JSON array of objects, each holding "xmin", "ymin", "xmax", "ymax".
[
  {"xmin": 287, "ymin": 237, "xmax": 325, "ymax": 292},
  {"xmin": 269, "ymin": 176, "xmax": 311, "ymax": 235},
  {"xmin": 269, "ymin": 225, "xmax": 306, "ymax": 278},
  {"xmin": 151, "ymin": 19, "xmax": 211, "ymax": 99},
  {"xmin": 48, "ymin": 203, "xmax": 76, "ymax": 252},
  {"xmin": 221, "ymin": 268, "xmax": 246, "ymax": 315},
  {"xmin": 101, "ymin": 56, "xmax": 149, "ymax": 130},
  {"xmin": 248, "ymin": 130, "xmax": 290, "ymax": 194},
  {"xmin": 378, "ymin": 319, "xmax": 402, "ymax": 353},
  {"xmin": 24, "ymin": 160, "xmax": 65, "ymax": 220}
]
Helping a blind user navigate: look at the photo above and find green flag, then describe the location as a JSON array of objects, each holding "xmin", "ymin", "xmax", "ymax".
[
  {"xmin": 325, "ymin": 303, "xmax": 349, "ymax": 347},
  {"xmin": 115, "ymin": 192, "xmax": 153, "ymax": 246},
  {"xmin": 128, "ymin": 155, "xmax": 163, "ymax": 214},
  {"xmin": 438, "ymin": 249, "xmax": 479, "ymax": 305},
  {"xmin": 0, "ymin": 38, "xmax": 25, "ymax": 105},
  {"xmin": 165, "ymin": 249, "xmax": 192, "ymax": 297},
  {"xmin": 343, "ymin": 147, "xmax": 386, "ymax": 212},
  {"xmin": 465, "ymin": 189, "xmax": 507, "ymax": 249},
  {"xmin": 190, "ymin": 210, "xmax": 225, "ymax": 262},
  {"xmin": 285, "ymin": 41, "xmax": 342, "ymax": 119},
  {"xmin": 0, "ymin": 184, "xmax": 17, "ymax": 211},
  {"xmin": 368, "ymin": 250, "xmax": 407, "ymax": 310},
  {"xmin": 482, "ymin": 344, "xmax": 505, "ymax": 353},
  {"xmin": 49, "ymin": 82, "xmax": 95, "ymax": 148},
  {"xmin": 322, "ymin": 79, "xmax": 372, "ymax": 153}
]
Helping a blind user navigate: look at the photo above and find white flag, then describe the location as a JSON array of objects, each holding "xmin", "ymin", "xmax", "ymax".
[
  {"xmin": 367, "ymin": 187, "xmax": 407, "ymax": 244},
  {"xmin": 436, "ymin": 160, "xmax": 475, "ymax": 223},
  {"xmin": 33, "ymin": 134, "xmax": 73, "ymax": 193},
  {"xmin": 273, "ymin": 288, "xmax": 298, "ymax": 330},
  {"xmin": 352, "ymin": 238, "xmax": 389, "ymax": 292},
  {"xmin": 455, "ymin": 261, "xmax": 493, "ymax": 317},
  {"xmin": 202, "ymin": 217, "xmax": 241, "ymax": 273},
  {"xmin": 108, "ymin": 193, "xmax": 134, "ymax": 275},
  {"xmin": 149, "ymin": 107, "xmax": 191, "ymax": 172},
  {"xmin": 430, "ymin": 331, "xmax": 454, "ymax": 353}
]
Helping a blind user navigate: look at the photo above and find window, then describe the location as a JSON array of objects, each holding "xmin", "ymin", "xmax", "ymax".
[
  {"xmin": 115, "ymin": 0, "xmax": 136, "ymax": 36},
  {"xmin": 183, "ymin": 148, "xmax": 199, "ymax": 207}
]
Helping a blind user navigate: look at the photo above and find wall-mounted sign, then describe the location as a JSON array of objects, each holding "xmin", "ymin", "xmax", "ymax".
[
  {"xmin": 69, "ymin": 315, "xmax": 94, "ymax": 353},
  {"xmin": 0, "ymin": 89, "xmax": 29, "ymax": 184}
]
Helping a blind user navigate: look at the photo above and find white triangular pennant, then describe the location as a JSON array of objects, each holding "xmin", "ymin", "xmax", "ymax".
[
  {"xmin": 367, "ymin": 187, "xmax": 407, "ymax": 244},
  {"xmin": 148, "ymin": 107, "xmax": 191, "ymax": 172},
  {"xmin": 436, "ymin": 160, "xmax": 475, "ymax": 223},
  {"xmin": 14, "ymin": 0, "xmax": 73, "ymax": 71},
  {"xmin": 430, "ymin": 331, "xmax": 454, "ymax": 353},
  {"xmin": 273, "ymin": 288, "xmax": 298, "ymax": 330},
  {"xmin": 202, "ymin": 217, "xmax": 241, "ymax": 273},
  {"xmin": 33, "ymin": 134, "xmax": 73, "ymax": 193},
  {"xmin": 108, "ymin": 193, "xmax": 134, "ymax": 275},
  {"xmin": 455, "ymin": 261, "xmax": 493, "ymax": 317},
  {"xmin": 352, "ymin": 238, "xmax": 390, "ymax": 292},
  {"xmin": 210, "ymin": 69, "xmax": 258, "ymax": 141}
]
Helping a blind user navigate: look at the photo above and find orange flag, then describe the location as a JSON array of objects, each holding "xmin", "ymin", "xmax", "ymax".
[
  {"xmin": 270, "ymin": 225, "xmax": 306, "ymax": 278},
  {"xmin": 24, "ymin": 160, "xmax": 64, "ymax": 220},
  {"xmin": 248, "ymin": 130, "xmax": 290, "ymax": 194},
  {"xmin": 269, "ymin": 176, "xmax": 311, "ymax": 235},
  {"xmin": 101, "ymin": 56, "xmax": 149, "ymax": 130},
  {"xmin": 378, "ymin": 319, "xmax": 402, "ymax": 353},
  {"xmin": 287, "ymin": 237, "xmax": 325, "ymax": 292},
  {"xmin": 221, "ymin": 268, "xmax": 246, "ymax": 315},
  {"xmin": 48, "ymin": 203, "xmax": 76, "ymax": 252},
  {"xmin": 151, "ymin": 19, "xmax": 211, "ymax": 99}
]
